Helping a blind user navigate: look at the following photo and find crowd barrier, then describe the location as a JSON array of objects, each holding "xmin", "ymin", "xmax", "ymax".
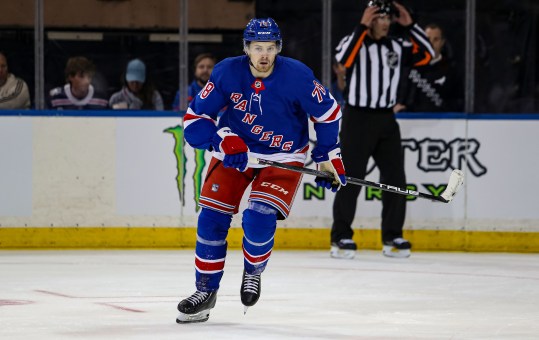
[{"xmin": 1, "ymin": 110, "xmax": 538, "ymax": 251}]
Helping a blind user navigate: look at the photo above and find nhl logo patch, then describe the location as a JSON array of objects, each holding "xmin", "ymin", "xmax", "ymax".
[
  {"xmin": 251, "ymin": 78, "xmax": 266, "ymax": 94},
  {"xmin": 386, "ymin": 51, "xmax": 399, "ymax": 69},
  {"xmin": 211, "ymin": 183, "xmax": 220, "ymax": 192}
]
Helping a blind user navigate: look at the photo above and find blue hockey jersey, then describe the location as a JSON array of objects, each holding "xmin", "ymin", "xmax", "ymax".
[{"xmin": 183, "ymin": 55, "xmax": 341, "ymax": 164}]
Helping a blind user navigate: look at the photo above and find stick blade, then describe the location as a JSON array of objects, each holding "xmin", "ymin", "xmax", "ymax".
[{"xmin": 440, "ymin": 169, "xmax": 464, "ymax": 202}]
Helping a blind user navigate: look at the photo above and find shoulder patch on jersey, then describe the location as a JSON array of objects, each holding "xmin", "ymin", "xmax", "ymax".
[{"xmin": 311, "ymin": 80, "xmax": 327, "ymax": 103}]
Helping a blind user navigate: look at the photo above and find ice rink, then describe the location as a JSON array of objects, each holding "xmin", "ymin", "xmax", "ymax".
[{"xmin": 1, "ymin": 249, "xmax": 538, "ymax": 339}]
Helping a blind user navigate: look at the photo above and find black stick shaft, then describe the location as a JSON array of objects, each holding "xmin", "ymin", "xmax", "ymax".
[{"xmin": 254, "ymin": 158, "xmax": 448, "ymax": 203}]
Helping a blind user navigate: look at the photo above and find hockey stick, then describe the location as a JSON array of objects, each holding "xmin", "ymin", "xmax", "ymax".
[{"xmin": 249, "ymin": 158, "xmax": 464, "ymax": 203}]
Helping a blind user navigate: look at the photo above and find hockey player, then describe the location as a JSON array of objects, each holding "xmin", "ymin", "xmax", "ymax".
[{"xmin": 176, "ymin": 17, "xmax": 346, "ymax": 323}]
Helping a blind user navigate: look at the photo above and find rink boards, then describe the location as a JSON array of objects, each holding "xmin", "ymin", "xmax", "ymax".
[{"xmin": 0, "ymin": 111, "xmax": 538, "ymax": 251}]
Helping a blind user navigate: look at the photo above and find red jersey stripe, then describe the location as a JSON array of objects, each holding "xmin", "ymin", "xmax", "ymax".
[{"xmin": 242, "ymin": 245, "xmax": 272, "ymax": 264}]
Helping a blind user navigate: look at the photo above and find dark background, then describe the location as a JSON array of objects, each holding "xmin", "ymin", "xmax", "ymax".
[{"xmin": 1, "ymin": 0, "xmax": 538, "ymax": 112}]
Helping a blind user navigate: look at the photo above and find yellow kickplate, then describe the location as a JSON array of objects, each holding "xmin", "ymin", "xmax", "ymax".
[{"xmin": 0, "ymin": 227, "xmax": 538, "ymax": 252}]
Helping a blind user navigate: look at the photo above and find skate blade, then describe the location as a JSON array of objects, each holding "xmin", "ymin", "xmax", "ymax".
[
  {"xmin": 382, "ymin": 246, "xmax": 411, "ymax": 258},
  {"xmin": 176, "ymin": 309, "xmax": 211, "ymax": 323},
  {"xmin": 330, "ymin": 246, "xmax": 356, "ymax": 259},
  {"xmin": 243, "ymin": 306, "xmax": 249, "ymax": 315}
]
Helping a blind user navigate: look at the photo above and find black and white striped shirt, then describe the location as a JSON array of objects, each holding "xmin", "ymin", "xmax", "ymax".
[{"xmin": 335, "ymin": 23, "xmax": 434, "ymax": 109}]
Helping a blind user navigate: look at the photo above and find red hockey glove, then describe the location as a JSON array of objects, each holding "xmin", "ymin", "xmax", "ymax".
[
  {"xmin": 212, "ymin": 127, "xmax": 249, "ymax": 172},
  {"xmin": 312, "ymin": 146, "xmax": 347, "ymax": 192}
]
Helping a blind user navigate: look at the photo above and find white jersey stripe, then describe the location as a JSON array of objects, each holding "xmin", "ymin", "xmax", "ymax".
[
  {"xmin": 411, "ymin": 24, "xmax": 436, "ymax": 57},
  {"xmin": 250, "ymin": 191, "xmax": 290, "ymax": 211},
  {"xmin": 311, "ymin": 100, "xmax": 341, "ymax": 123},
  {"xmin": 358, "ymin": 49, "xmax": 366, "ymax": 107},
  {"xmin": 389, "ymin": 41, "xmax": 402, "ymax": 107},
  {"xmin": 195, "ymin": 255, "xmax": 225, "ymax": 264},
  {"xmin": 183, "ymin": 107, "xmax": 215, "ymax": 129},
  {"xmin": 369, "ymin": 44, "xmax": 380, "ymax": 109},
  {"xmin": 379, "ymin": 44, "xmax": 390, "ymax": 108},
  {"xmin": 335, "ymin": 34, "xmax": 353, "ymax": 62}
]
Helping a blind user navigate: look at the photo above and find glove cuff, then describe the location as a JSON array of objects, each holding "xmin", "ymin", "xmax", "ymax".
[
  {"xmin": 312, "ymin": 144, "xmax": 341, "ymax": 163},
  {"xmin": 328, "ymin": 147, "xmax": 342, "ymax": 160}
]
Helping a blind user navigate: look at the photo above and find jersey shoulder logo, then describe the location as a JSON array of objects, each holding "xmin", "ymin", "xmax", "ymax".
[{"xmin": 311, "ymin": 80, "xmax": 326, "ymax": 103}]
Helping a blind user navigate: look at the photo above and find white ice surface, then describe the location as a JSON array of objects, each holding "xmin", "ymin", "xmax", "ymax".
[{"xmin": 1, "ymin": 250, "xmax": 539, "ymax": 340}]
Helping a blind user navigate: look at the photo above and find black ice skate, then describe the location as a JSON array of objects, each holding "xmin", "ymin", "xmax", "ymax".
[
  {"xmin": 330, "ymin": 239, "xmax": 357, "ymax": 259},
  {"xmin": 241, "ymin": 270, "xmax": 261, "ymax": 314},
  {"xmin": 176, "ymin": 290, "xmax": 217, "ymax": 323},
  {"xmin": 382, "ymin": 237, "xmax": 412, "ymax": 258}
]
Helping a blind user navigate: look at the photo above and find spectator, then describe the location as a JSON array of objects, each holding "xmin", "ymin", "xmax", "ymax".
[
  {"xmin": 48, "ymin": 56, "xmax": 108, "ymax": 110},
  {"xmin": 109, "ymin": 58, "xmax": 164, "ymax": 110},
  {"xmin": 403, "ymin": 23, "xmax": 457, "ymax": 112},
  {"xmin": 0, "ymin": 51, "xmax": 31, "ymax": 109},
  {"xmin": 172, "ymin": 53, "xmax": 216, "ymax": 111},
  {"xmin": 330, "ymin": 0, "xmax": 435, "ymax": 259}
]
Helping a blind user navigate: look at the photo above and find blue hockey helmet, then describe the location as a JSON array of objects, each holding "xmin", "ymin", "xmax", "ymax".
[{"xmin": 243, "ymin": 18, "xmax": 282, "ymax": 47}]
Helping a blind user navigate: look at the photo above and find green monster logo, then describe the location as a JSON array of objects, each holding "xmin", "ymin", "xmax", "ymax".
[
  {"xmin": 164, "ymin": 125, "xmax": 207, "ymax": 212},
  {"xmin": 303, "ymin": 183, "xmax": 325, "ymax": 200}
]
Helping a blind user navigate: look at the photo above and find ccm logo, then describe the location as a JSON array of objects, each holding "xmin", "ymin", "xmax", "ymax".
[{"xmin": 261, "ymin": 182, "xmax": 289, "ymax": 195}]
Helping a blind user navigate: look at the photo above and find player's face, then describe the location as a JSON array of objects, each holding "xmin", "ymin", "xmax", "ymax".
[
  {"xmin": 194, "ymin": 57, "xmax": 215, "ymax": 84},
  {"xmin": 69, "ymin": 72, "xmax": 92, "ymax": 97},
  {"xmin": 371, "ymin": 15, "xmax": 390, "ymax": 39},
  {"xmin": 0, "ymin": 54, "xmax": 8, "ymax": 86},
  {"xmin": 247, "ymin": 41, "xmax": 278, "ymax": 74},
  {"xmin": 426, "ymin": 27, "xmax": 445, "ymax": 57}
]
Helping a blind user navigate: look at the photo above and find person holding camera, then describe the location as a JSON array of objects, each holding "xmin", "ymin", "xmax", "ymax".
[
  {"xmin": 330, "ymin": 0, "xmax": 434, "ymax": 259},
  {"xmin": 404, "ymin": 23, "xmax": 460, "ymax": 112}
]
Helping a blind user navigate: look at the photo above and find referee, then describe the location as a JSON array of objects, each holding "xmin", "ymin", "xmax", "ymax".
[{"xmin": 330, "ymin": 0, "xmax": 434, "ymax": 259}]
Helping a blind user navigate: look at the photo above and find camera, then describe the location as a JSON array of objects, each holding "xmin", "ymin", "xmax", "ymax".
[{"xmin": 367, "ymin": 0, "xmax": 399, "ymax": 17}]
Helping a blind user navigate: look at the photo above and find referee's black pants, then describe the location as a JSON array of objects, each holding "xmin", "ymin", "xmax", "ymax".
[{"xmin": 331, "ymin": 105, "xmax": 406, "ymax": 244}]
